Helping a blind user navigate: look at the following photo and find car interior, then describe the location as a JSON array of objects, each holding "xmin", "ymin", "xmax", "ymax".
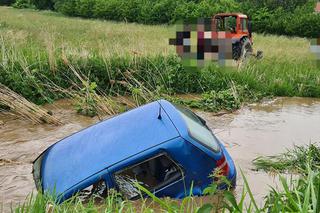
[{"xmin": 114, "ymin": 154, "xmax": 183, "ymax": 199}]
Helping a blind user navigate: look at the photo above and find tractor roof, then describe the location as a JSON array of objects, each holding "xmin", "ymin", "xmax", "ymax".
[{"xmin": 214, "ymin": 13, "xmax": 247, "ymax": 18}]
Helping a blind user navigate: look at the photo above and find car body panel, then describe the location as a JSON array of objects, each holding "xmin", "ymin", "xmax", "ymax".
[
  {"xmin": 41, "ymin": 101, "xmax": 179, "ymax": 195},
  {"xmin": 34, "ymin": 100, "xmax": 236, "ymax": 202}
]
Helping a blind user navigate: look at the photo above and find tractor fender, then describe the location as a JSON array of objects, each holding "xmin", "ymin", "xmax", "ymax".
[
  {"xmin": 231, "ymin": 34, "xmax": 244, "ymax": 42},
  {"xmin": 232, "ymin": 36, "xmax": 251, "ymax": 45}
]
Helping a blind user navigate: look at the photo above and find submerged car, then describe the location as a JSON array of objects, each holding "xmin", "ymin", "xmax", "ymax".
[{"xmin": 33, "ymin": 100, "xmax": 236, "ymax": 202}]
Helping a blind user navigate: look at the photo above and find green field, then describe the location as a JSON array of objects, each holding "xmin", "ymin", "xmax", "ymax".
[
  {"xmin": 1, "ymin": 6, "xmax": 319, "ymax": 110},
  {"xmin": 0, "ymin": 6, "xmax": 174, "ymax": 56},
  {"xmin": 0, "ymin": 6, "xmax": 313, "ymax": 59}
]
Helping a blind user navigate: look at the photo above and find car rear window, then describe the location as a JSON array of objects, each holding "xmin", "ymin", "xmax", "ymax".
[
  {"xmin": 114, "ymin": 154, "xmax": 183, "ymax": 199},
  {"xmin": 175, "ymin": 105, "xmax": 220, "ymax": 152}
]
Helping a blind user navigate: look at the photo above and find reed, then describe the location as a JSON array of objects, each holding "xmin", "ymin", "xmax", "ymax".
[{"xmin": 0, "ymin": 83, "xmax": 61, "ymax": 125}]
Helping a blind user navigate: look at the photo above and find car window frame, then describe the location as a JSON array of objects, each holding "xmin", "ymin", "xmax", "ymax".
[
  {"xmin": 174, "ymin": 105, "xmax": 221, "ymax": 153},
  {"xmin": 112, "ymin": 152, "xmax": 185, "ymax": 200},
  {"xmin": 77, "ymin": 178, "xmax": 109, "ymax": 202}
]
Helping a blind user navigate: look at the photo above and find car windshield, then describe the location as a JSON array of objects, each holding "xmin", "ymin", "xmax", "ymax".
[{"xmin": 175, "ymin": 105, "xmax": 220, "ymax": 152}]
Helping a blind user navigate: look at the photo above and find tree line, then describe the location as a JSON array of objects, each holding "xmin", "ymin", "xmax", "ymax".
[{"xmin": 1, "ymin": 0, "xmax": 319, "ymax": 37}]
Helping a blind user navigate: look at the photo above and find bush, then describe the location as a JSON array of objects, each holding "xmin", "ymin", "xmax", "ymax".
[
  {"xmin": 32, "ymin": 0, "xmax": 54, "ymax": 10},
  {"xmin": 54, "ymin": 0, "xmax": 241, "ymax": 24},
  {"xmin": 54, "ymin": 0, "xmax": 77, "ymax": 16},
  {"xmin": 13, "ymin": 0, "xmax": 320, "ymax": 38},
  {"xmin": 243, "ymin": 0, "xmax": 320, "ymax": 38},
  {"xmin": 0, "ymin": 0, "xmax": 15, "ymax": 5},
  {"xmin": 74, "ymin": 0, "xmax": 96, "ymax": 17},
  {"xmin": 13, "ymin": 0, "xmax": 36, "ymax": 9},
  {"xmin": 93, "ymin": 0, "xmax": 121, "ymax": 20}
]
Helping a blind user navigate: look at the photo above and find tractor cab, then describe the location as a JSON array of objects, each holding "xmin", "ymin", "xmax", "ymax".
[
  {"xmin": 213, "ymin": 13, "xmax": 255, "ymax": 61},
  {"xmin": 213, "ymin": 13, "xmax": 252, "ymax": 42}
]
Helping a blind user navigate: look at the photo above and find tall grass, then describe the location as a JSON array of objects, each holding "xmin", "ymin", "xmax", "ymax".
[
  {"xmin": 253, "ymin": 143, "xmax": 320, "ymax": 174},
  {"xmin": 253, "ymin": 144, "xmax": 320, "ymax": 212},
  {"xmin": 15, "ymin": 158, "xmax": 320, "ymax": 212},
  {"xmin": 0, "ymin": 7, "xmax": 320, "ymax": 114}
]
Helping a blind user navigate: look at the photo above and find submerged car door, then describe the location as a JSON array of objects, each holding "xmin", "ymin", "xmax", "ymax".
[
  {"xmin": 108, "ymin": 140, "xmax": 187, "ymax": 199},
  {"xmin": 60, "ymin": 168, "xmax": 114, "ymax": 202}
]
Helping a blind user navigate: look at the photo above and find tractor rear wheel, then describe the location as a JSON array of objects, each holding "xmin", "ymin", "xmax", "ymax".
[{"xmin": 232, "ymin": 42, "xmax": 242, "ymax": 61}]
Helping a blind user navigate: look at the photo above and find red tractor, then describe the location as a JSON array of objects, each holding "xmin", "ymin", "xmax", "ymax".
[{"xmin": 213, "ymin": 13, "xmax": 262, "ymax": 61}]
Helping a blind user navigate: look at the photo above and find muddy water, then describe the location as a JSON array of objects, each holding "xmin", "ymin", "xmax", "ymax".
[
  {"xmin": 1, "ymin": 97, "xmax": 320, "ymax": 211},
  {"xmin": 0, "ymin": 100, "xmax": 99, "ymax": 211},
  {"xmin": 198, "ymin": 97, "xmax": 320, "ymax": 205}
]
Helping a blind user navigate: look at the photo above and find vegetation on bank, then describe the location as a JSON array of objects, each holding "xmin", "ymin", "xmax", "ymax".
[
  {"xmin": 15, "ymin": 144, "xmax": 320, "ymax": 212},
  {"xmin": 253, "ymin": 144, "xmax": 320, "ymax": 173},
  {"xmin": 0, "ymin": 7, "xmax": 319, "ymax": 116},
  {"xmin": 1, "ymin": 0, "xmax": 320, "ymax": 38}
]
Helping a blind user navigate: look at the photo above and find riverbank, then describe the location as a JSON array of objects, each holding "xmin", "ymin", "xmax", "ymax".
[{"xmin": 1, "ymin": 7, "xmax": 320, "ymax": 115}]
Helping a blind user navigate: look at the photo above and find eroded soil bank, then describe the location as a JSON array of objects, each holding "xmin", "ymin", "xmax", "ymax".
[{"xmin": 1, "ymin": 97, "xmax": 320, "ymax": 211}]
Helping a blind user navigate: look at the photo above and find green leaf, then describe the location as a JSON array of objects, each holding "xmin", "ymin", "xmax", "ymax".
[
  {"xmin": 224, "ymin": 191, "xmax": 240, "ymax": 211},
  {"xmin": 134, "ymin": 182, "xmax": 175, "ymax": 212},
  {"xmin": 196, "ymin": 204, "xmax": 214, "ymax": 213},
  {"xmin": 240, "ymin": 168, "xmax": 260, "ymax": 212},
  {"xmin": 279, "ymin": 176, "xmax": 300, "ymax": 211},
  {"xmin": 203, "ymin": 184, "xmax": 217, "ymax": 195}
]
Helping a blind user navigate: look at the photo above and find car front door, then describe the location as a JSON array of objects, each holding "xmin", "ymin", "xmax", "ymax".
[{"xmin": 111, "ymin": 153, "xmax": 186, "ymax": 200}]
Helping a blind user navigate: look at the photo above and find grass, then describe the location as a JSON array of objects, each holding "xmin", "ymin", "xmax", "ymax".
[
  {"xmin": 0, "ymin": 7, "xmax": 320, "ymax": 116},
  {"xmin": 252, "ymin": 144, "xmax": 320, "ymax": 212},
  {"xmin": 15, "ymin": 157, "xmax": 320, "ymax": 212},
  {"xmin": 253, "ymin": 143, "xmax": 320, "ymax": 174},
  {"xmin": 0, "ymin": 7, "xmax": 174, "ymax": 57}
]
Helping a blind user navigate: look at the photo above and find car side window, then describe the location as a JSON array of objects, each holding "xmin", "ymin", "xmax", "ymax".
[
  {"xmin": 113, "ymin": 154, "xmax": 183, "ymax": 199},
  {"xmin": 78, "ymin": 179, "xmax": 108, "ymax": 202}
]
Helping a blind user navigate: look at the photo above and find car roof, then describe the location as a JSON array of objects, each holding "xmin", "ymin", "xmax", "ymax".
[{"xmin": 40, "ymin": 100, "xmax": 181, "ymax": 195}]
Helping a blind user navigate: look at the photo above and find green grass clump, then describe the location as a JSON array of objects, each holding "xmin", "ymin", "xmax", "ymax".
[
  {"xmin": 253, "ymin": 144, "xmax": 320, "ymax": 173},
  {"xmin": 169, "ymin": 84, "xmax": 265, "ymax": 112},
  {"xmin": 263, "ymin": 166, "xmax": 320, "ymax": 212}
]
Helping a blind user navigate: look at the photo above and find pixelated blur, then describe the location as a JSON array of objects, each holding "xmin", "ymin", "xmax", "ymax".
[
  {"xmin": 169, "ymin": 18, "xmax": 236, "ymax": 68},
  {"xmin": 310, "ymin": 39, "xmax": 320, "ymax": 66},
  {"xmin": 315, "ymin": 2, "xmax": 320, "ymax": 13},
  {"xmin": 311, "ymin": 2, "xmax": 320, "ymax": 66}
]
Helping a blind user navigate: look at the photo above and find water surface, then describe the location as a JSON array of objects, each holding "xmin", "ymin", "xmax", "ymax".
[{"xmin": 1, "ymin": 97, "xmax": 320, "ymax": 210}]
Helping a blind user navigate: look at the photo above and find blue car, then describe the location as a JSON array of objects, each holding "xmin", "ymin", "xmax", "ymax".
[{"xmin": 33, "ymin": 100, "xmax": 236, "ymax": 202}]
